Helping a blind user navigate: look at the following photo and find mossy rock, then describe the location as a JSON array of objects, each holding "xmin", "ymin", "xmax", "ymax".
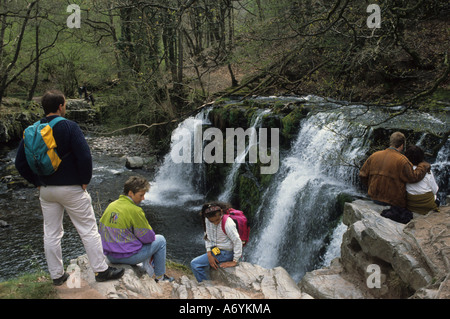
[
  {"xmin": 237, "ymin": 171, "xmax": 261, "ymax": 220},
  {"xmin": 281, "ymin": 106, "xmax": 308, "ymax": 141},
  {"xmin": 335, "ymin": 193, "xmax": 355, "ymax": 216},
  {"xmin": 209, "ymin": 105, "xmax": 259, "ymax": 130}
]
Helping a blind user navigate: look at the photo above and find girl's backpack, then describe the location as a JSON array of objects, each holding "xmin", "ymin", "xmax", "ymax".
[{"xmin": 221, "ymin": 208, "xmax": 250, "ymax": 246}]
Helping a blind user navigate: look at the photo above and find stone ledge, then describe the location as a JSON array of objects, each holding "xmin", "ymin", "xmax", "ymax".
[{"xmin": 68, "ymin": 255, "xmax": 311, "ymax": 299}]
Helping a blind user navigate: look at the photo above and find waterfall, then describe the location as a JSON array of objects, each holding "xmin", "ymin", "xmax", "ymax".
[
  {"xmin": 433, "ymin": 139, "xmax": 450, "ymax": 203},
  {"xmin": 144, "ymin": 96, "xmax": 448, "ymax": 281},
  {"xmin": 246, "ymin": 109, "xmax": 370, "ymax": 281},
  {"xmin": 147, "ymin": 109, "xmax": 210, "ymax": 207},
  {"xmin": 218, "ymin": 109, "xmax": 271, "ymax": 202}
]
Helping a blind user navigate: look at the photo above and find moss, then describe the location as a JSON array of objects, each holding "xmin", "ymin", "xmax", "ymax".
[
  {"xmin": 166, "ymin": 259, "xmax": 193, "ymax": 276},
  {"xmin": 336, "ymin": 193, "xmax": 355, "ymax": 216},
  {"xmin": 430, "ymin": 88, "xmax": 450, "ymax": 102},
  {"xmin": 261, "ymin": 112, "xmax": 281, "ymax": 129},
  {"xmin": 234, "ymin": 159, "xmax": 275, "ymax": 220},
  {"xmin": 205, "ymin": 162, "xmax": 231, "ymax": 199},
  {"xmin": 278, "ymin": 106, "xmax": 308, "ymax": 148},
  {"xmin": 237, "ymin": 171, "xmax": 261, "ymax": 220},
  {"xmin": 281, "ymin": 107, "xmax": 307, "ymax": 138},
  {"xmin": 419, "ymin": 88, "xmax": 450, "ymax": 111}
]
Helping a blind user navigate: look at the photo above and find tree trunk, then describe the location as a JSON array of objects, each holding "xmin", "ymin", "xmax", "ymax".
[
  {"xmin": 28, "ymin": 2, "xmax": 40, "ymax": 102},
  {"xmin": 0, "ymin": 1, "xmax": 37, "ymax": 105}
]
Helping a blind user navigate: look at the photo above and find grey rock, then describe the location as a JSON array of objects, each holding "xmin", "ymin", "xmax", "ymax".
[
  {"xmin": 300, "ymin": 199, "xmax": 450, "ymax": 299},
  {"xmin": 125, "ymin": 156, "xmax": 144, "ymax": 169}
]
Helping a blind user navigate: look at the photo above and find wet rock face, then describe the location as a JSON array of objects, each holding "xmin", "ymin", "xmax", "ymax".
[{"xmin": 0, "ymin": 112, "xmax": 40, "ymax": 143}]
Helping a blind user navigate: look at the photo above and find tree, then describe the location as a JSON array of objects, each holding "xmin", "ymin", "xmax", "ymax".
[
  {"xmin": 228, "ymin": 0, "xmax": 449, "ymax": 105},
  {"xmin": 0, "ymin": 1, "xmax": 38, "ymax": 105},
  {"xmin": 0, "ymin": 0, "xmax": 65, "ymax": 104}
]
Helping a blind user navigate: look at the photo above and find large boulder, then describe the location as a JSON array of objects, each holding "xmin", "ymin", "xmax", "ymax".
[
  {"xmin": 125, "ymin": 156, "xmax": 144, "ymax": 169},
  {"xmin": 210, "ymin": 262, "xmax": 307, "ymax": 299},
  {"xmin": 299, "ymin": 200, "xmax": 450, "ymax": 299},
  {"xmin": 0, "ymin": 111, "xmax": 39, "ymax": 143},
  {"xmin": 71, "ymin": 254, "xmax": 163, "ymax": 299}
]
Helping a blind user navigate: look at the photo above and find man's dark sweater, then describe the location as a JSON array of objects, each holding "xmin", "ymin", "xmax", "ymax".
[{"xmin": 15, "ymin": 115, "xmax": 93, "ymax": 187}]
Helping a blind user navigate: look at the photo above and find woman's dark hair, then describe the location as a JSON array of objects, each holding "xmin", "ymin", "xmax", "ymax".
[
  {"xmin": 200, "ymin": 201, "xmax": 230, "ymax": 232},
  {"xmin": 405, "ymin": 145, "xmax": 424, "ymax": 166},
  {"xmin": 42, "ymin": 90, "xmax": 65, "ymax": 115}
]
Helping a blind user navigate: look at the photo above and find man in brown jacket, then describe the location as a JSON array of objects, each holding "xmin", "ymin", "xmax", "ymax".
[{"xmin": 359, "ymin": 132, "xmax": 431, "ymax": 208}]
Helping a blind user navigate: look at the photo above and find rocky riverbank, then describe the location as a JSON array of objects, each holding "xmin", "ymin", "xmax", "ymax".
[
  {"xmin": 301, "ymin": 199, "xmax": 450, "ymax": 299},
  {"xmin": 56, "ymin": 199, "xmax": 450, "ymax": 299},
  {"xmin": 58, "ymin": 254, "xmax": 311, "ymax": 299}
]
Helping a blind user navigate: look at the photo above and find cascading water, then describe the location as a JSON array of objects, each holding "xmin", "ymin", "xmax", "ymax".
[
  {"xmin": 147, "ymin": 110, "xmax": 211, "ymax": 207},
  {"xmin": 219, "ymin": 109, "xmax": 271, "ymax": 202},
  {"xmin": 246, "ymin": 108, "xmax": 370, "ymax": 281},
  {"xmin": 432, "ymin": 139, "xmax": 450, "ymax": 203},
  {"xmin": 1, "ymin": 96, "xmax": 446, "ymax": 281},
  {"xmin": 144, "ymin": 109, "xmax": 212, "ymax": 263}
]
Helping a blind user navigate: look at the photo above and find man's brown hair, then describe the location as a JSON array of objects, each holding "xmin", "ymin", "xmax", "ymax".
[
  {"xmin": 389, "ymin": 132, "xmax": 406, "ymax": 148},
  {"xmin": 42, "ymin": 90, "xmax": 65, "ymax": 115},
  {"xmin": 123, "ymin": 176, "xmax": 150, "ymax": 195}
]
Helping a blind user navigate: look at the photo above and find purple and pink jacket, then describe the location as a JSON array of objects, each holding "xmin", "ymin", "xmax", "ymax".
[{"xmin": 99, "ymin": 195, "xmax": 155, "ymax": 259}]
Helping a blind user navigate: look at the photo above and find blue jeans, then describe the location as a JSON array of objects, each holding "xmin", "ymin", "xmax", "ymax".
[
  {"xmin": 107, "ymin": 234, "xmax": 167, "ymax": 277},
  {"xmin": 190, "ymin": 250, "xmax": 234, "ymax": 282}
]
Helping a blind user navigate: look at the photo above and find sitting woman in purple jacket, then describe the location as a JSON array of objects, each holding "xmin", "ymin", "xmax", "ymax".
[{"xmin": 99, "ymin": 176, "xmax": 173, "ymax": 282}]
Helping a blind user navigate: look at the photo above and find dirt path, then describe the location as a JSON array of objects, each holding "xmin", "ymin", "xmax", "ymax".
[
  {"xmin": 55, "ymin": 278, "xmax": 106, "ymax": 299},
  {"xmin": 54, "ymin": 267, "xmax": 182, "ymax": 299}
]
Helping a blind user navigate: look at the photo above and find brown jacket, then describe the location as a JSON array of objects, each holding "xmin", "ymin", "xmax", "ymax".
[{"xmin": 359, "ymin": 148, "xmax": 430, "ymax": 208}]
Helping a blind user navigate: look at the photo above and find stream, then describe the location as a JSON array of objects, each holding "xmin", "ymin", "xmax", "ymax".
[{"xmin": 0, "ymin": 134, "xmax": 205, "ymax": 281}]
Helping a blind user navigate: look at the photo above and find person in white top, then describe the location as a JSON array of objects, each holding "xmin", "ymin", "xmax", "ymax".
[
  {"xmin": 190, "ymin": 202, "xmax": 243, "ymax": 282},
  {"xmin": 405, "ymin": 145, "xmax": 439, "ymax": 214}
]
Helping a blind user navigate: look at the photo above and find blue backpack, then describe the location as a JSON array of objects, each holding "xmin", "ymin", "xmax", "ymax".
[{"xmin": 23, "ymin": 117, "xmax": 67, "ymax": 176}]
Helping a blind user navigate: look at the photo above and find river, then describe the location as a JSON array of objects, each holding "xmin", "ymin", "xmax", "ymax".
[{"xmin": 0, "ymin": 134, "xmax": 205, "ymax": 282}]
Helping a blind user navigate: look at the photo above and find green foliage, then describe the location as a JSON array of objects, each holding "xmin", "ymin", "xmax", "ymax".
[
  {"xmin": 0, "ymin": 272, "xmax": 58, "ymax": 299},
  {"xmin": 231, "ymin": 0, "xmax": 449, "ymax": 103}
]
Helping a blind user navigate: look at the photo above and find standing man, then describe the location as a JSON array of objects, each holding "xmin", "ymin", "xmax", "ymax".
[
  {"xmin": 15, "ymin": 90, "xmax": 124, "ymax": 285},
  {"xmin": 359, "ymin": 131, "xmax": 431, "ymax": 208}
]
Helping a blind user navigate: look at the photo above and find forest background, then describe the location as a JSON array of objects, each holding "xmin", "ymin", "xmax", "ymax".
[{"xmin": 0, "ymin": 0, "xmax": 448, "ymax": 147}]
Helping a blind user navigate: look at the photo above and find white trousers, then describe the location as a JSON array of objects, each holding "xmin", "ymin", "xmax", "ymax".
[{"xmin": 39, "ymin": 185, "xmax": 108, "ymax": 279}]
